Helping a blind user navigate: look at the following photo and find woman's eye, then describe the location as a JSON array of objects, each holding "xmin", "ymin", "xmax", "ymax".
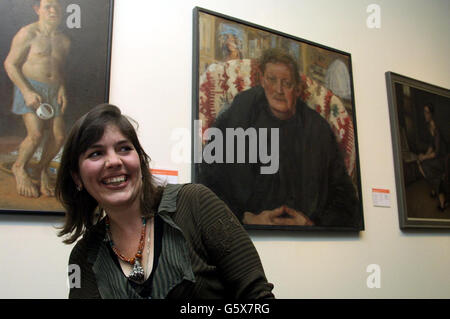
[
  {"xmin": 119, "ymin": 145, "xmax": 133, "ymax": 152},
  {"xmin": 87, "ymin": 151, "xmax": 102, "ymax": 158}
]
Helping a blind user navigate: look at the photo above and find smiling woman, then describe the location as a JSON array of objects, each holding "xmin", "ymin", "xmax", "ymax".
[
  {"xmin": 56, "ymin": 104, "xmax": 159, "ymax": 245},
  {"xmin": 74, "ymin": 124, "xmax": 143, "ymax": 213},
  {"xmin": 55, "ymin": 104, "xmax": 274, "ymax": 299}
]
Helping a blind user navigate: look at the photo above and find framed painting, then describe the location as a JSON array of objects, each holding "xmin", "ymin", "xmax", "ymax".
[
  {"xmin": 0, "ymin": 0, "xmax": 114, "ymax": 215},
  {"xmin": 386, "ymin": 72, "xmax": 450, "ymax": 229},
  {"xmin": 192, "ymin": 7, "xmax": 364, "ymax": 231}
]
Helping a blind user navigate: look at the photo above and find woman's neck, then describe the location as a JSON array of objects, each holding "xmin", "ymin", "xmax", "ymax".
[{"xmin": 105, "ymin": 203, "xmax": 143, "ymax": 237}]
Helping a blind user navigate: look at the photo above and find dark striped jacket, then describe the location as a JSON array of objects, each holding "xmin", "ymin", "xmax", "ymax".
[{"xmin": 68, "ymin": 183, "xmax": 275, "ymax": 299}]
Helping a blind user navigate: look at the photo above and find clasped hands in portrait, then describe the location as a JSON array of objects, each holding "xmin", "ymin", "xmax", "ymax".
[{"xmin": 243, "ymin": 205, "xmax": 314, "ymax": 226}]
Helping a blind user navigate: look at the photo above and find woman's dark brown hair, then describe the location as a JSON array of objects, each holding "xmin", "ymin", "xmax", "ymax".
[{"xmin": 56, "ymin": 104, "xmax": 162, "ymax": 244}]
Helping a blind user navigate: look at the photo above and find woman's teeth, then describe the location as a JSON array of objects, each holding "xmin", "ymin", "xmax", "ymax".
[{"xmin": 103, "ymin": 176, "xmax": 126, "ymax": 184}]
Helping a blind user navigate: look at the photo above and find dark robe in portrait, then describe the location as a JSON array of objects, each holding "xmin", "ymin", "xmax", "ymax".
[{"xmin": 199, "ymin": 86, "xmax": 361, "ymax": 228}]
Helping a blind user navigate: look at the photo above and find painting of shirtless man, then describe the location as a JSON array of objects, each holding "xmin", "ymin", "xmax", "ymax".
[{"xmin": 0, "ymin": 0, "xmax": 113, "ymax": 213}]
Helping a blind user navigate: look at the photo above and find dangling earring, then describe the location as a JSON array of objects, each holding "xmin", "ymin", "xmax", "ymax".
[{"xmin": 76, "ymin": 184, "xmax": 82, "ymax": 192}]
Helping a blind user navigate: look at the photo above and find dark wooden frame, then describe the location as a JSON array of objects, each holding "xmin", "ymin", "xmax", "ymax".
[
  {"xmin": 192, "ymin": 7, "xmax": 364, "ymax": 231},
  {"xmin": 386, "ymin": 72, "xmax": 450, "ymax": 229}
]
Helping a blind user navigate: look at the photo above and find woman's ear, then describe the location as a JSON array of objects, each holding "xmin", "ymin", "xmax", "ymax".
[{"xmin": 71, "ymin": 171, "xmax": 83, "ymax": 191}]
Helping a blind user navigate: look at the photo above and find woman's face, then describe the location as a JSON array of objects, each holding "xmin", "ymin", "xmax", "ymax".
[{"xmin": 73, "ymin": 124, "xmax": 143, "ymax": 212}]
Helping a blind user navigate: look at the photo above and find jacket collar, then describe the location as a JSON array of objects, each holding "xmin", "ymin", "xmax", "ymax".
[{"xmin": 157, "ymin": 183, "xmax": 185, "ymax": 214}]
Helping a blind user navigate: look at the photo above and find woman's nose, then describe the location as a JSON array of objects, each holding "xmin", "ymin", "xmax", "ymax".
[{"xmin": 105, "ymin": 152, "xmax": 122, "ymax": 168}]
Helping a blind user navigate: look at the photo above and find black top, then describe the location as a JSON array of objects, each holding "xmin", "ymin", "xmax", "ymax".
[{"xmin": 107, "ymin": 215, "xmax": 164, "ymax": 298}]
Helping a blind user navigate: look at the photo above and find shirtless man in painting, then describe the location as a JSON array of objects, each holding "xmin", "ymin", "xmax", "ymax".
[{"xmin": 4, "ymin": 0, "xmax": 70, "ymax": 197}]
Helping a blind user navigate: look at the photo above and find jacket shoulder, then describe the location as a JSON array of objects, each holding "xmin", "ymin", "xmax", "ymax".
[{"xmin": 69, "ymin": 221, "xmax": 105, "ymax": 265}]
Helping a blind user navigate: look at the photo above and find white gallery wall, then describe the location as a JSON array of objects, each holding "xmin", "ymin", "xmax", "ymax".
[{"xmin": 0, "ymin": 0, "xmax": 449, "ymax": 298}]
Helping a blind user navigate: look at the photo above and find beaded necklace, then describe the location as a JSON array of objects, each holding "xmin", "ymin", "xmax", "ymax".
[{"xmin": 105, "ymin": 216, "xmax": 147, "ymax": 284}]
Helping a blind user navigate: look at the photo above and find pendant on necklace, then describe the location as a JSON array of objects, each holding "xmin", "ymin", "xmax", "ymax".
[{"xmin": 128, "ymin": 259, "xmax": 145, "ymax": 283}]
